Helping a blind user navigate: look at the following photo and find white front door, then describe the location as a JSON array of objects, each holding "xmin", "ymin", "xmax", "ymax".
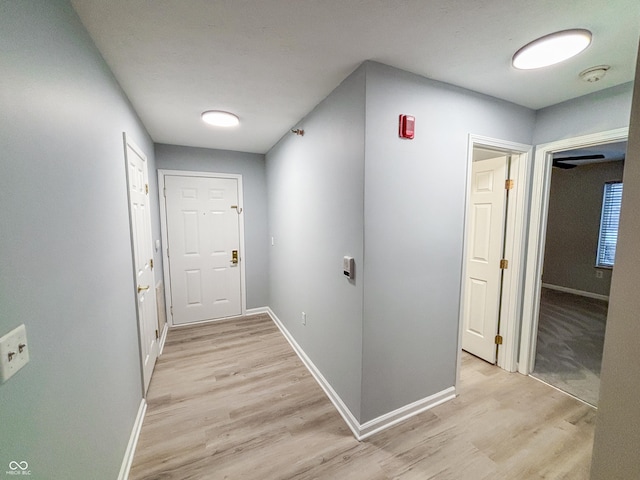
[
  {"xmin": 462, "ymin": 155, "xmax": 509, "ymax": 363},
  {"xmin": 124, "ymin": 135, "xmax": 159, "ymax": 394},
  {"xmin": 165, "ymin": 175, "xmax": 242, "ymax": 325}
]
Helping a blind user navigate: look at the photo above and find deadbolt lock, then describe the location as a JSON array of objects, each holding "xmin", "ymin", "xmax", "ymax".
[{"xmin": 232, "ymin": 250, "xmax": 238, "ymax": 264}]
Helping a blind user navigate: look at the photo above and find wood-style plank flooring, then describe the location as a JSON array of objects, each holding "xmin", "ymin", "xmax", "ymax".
[{"xmin": 130, "ymin": 314, "xmax": 595, "ymax": 480}]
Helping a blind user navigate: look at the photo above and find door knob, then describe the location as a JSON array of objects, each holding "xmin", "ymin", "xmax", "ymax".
[
  {"xmin": 137, "ymin": 285, "xmax": 150, "ymax": 293},
  {"xmin": 231, "ymin": 250, "xmax": 238, "ymax": 264}
]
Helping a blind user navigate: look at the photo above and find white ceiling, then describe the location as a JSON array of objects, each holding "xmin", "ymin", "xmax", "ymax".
[{"xmin": 71, "ymin": 0, "xmax": 640, "ymax": 154}]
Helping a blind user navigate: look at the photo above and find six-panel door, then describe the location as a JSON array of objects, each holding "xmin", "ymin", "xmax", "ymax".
[
  {"xmin": 165, "ymin": 176, "xmax": 242, "ymax": 325},
  {"xmin": 462, "ymin": 155, "xmax": 508, "ymax": 363}
]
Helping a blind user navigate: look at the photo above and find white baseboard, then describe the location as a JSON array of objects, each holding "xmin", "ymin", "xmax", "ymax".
[
  {"xmin": 266, "ymin": 308, "xmax": 456, "ymax": 441},
  {"xmin": 542, "ymin": 283, "xmax": 609, "ymax": 301},
  {"xmin": 118, "ymin": 399, "xmax": 147, "ymax": 480},
  {"xmin": 246, "ymin": 306, "xmax": 270, "ymax": 315},
  {"xmin": 266, "ymin": 308, "xmax": 362, "ymax": 438},
  {"xmin": 358, "ymin": 386, "xmax": 456, "ymax": 440}
]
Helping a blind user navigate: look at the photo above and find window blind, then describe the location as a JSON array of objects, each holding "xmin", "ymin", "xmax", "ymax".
[{"xmin": 596, "ymin": 181, "xmax": 623, "ymax": 267}]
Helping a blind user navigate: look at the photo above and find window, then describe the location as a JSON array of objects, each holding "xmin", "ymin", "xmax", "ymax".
[{"xmin": 596, "ymin": 181, "xmax": 623, "ymax": 267}]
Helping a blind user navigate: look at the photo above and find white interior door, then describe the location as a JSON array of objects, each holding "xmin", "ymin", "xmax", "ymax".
[
  {"xmin": 124, "ymin": 135, "xmax": 159, "ymax": 394},
  {"xmin": 462, "ymin": 155, "xmax": 508, "ymax": 363},
  {"xmin": 165, "ymin": 175, "xmax": 242, "ymax": 325}
]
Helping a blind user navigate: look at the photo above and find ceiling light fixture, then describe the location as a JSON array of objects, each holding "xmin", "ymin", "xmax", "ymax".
[
  {"xmin": 512, "ymin": 29, "xmax": 592, "ymax": 70},
  {"xmin": 201, "ymin": 110, "xmax": 240, "ymax": 127}
]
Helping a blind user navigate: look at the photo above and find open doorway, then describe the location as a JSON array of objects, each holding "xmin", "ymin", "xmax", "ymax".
[
  {"xmin": 530, "ymin": 142, "xmax": 625, "ymax": 406},
  {"xmin": 519, "ymin": 128, "xmax": 629, "ymax": 402}
]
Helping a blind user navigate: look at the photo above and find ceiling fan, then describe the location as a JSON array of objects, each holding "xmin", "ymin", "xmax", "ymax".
[{"xmin": 552, "ymin": 154, "xmax": 605, "ymax": 169}]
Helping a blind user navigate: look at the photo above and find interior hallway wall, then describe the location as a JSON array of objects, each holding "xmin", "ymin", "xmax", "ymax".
[
  {"xmin": 533, "ymin": 82, "xmax": 633, "ymax": 145},
  {"xmin": 0, "ymin": 1, "xmax": 157, "ymax": 478},
  {"xmin": 155, "ymin": 144, "xmax": 269, "ymax": 309},
  {"xmin": 361, "ymin": 61, "xmax": 536, "ymax": 422},
  {"xmin": 266, "ymin": 60, "xmax": 536, "ymax": 424},
  {"xmin": 590, "ymin": 44, "xmax": 640, "ymax": 479},
  {"xmin": 266, "ymin": 65, "xmax": 366, "ymax": 420}
]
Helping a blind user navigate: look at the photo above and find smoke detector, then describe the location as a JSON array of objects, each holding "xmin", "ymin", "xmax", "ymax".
[{"xmin": 579, "ymin": 65, "xmax": 610, "ymax": 83}]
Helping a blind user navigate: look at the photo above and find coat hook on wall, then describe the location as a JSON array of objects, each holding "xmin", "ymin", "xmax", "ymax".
[{"xmin": 291, "ymin": 128, "xmax": 305, "ymax": 136}]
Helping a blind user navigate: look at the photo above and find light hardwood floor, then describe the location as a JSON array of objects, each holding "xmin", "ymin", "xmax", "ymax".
[{"xmin": 129, "ymin": 314, "xmax": 595, "ymax": 480}]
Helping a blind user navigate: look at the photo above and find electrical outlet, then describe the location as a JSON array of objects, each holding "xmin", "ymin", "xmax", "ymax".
[
  {"xmin": 0, "ymin": 324, "xmax": 29, "ymax": 383},
  {"xmin": 595, "ymin": 270, "xmax": 603, "ymax": 279},
  {"xmin": 301, "ymin": 312, "xmax": 306, "ymax": 326}
]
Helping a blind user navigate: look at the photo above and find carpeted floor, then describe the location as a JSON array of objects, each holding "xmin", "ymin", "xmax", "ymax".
[{"xmin": 531, "ymin": 287, "xmax": 608, "ymax": 406}]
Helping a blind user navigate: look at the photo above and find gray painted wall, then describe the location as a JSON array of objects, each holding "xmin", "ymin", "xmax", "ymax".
[
  {"xmin": 543, "ymin": 161, "xmax": 624, "ymax": 296},
  {"xmin": 266, "ymin": 60, "xmax": 537, "ymax": 424},
  {"xmin": 155, "ymin": 145, "xmax": 269, "ymax": 309},
  {"xmin": 533, "ymin": 83, "xmax": 633, "ymax": 145},
  {"xmin": 590, "ymin": 46, "xmax": 640, "ymax": 479},
  {"xmin": 266, "ymin": 65, "xmax": 366, "ymax": 420},
  {"xmin": 361, "ymin": 62, "xmax": 536, "ymax": 421},
  {"xmin": 0, "ymin": 1, "xmax": 157, "ymax": 478}
]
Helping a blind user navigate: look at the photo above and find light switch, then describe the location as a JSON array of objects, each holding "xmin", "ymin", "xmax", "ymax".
[{"xmin": 0, "ymin": 324, "xmax": 29, "ymax": 384}]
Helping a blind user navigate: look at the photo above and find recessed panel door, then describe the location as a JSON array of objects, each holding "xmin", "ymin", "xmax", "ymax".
[
  {"xmin": 124, "ymin": 136, "xmax": 159, "ymax": 395},
  {"xmin": 462, "ymin": 155, "xmax": 508, "ymax": 363},
  {"xmin": 165, "ymin": 176, "xmax": 242, "ymax": 325}
]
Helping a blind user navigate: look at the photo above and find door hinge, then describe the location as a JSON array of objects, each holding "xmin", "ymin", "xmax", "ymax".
[
  {"xmin": 155, "ymin": 329, "xmax": 159, "ymax": 340},
  {"xmin": 495, "ymin": 334, "xmax": 503, "ymax": 345},
  {"xmin": 163, "ymin": 187, "xmax": 166, "ymax": 197},
  {"xmin": 170, "ymin": 306, "xmax": 173, "ymax": 316},
  {"xmin": 145, "ymin": 183, "xmax": 149, "ymax": 195},
  {"xmin": 505, "ymin": 179, "xmax": 514, "ymax": 190},
  {"xmin": 500, "ymin": 259, "xmax": 509, "ymax": 269},
  {"xmin": 149, "ymin": 258, "xmax": 154, "ymax": 269},
  {"xmin": 166, "ymin": 248, "xmax": 169, "ymax": 258}
]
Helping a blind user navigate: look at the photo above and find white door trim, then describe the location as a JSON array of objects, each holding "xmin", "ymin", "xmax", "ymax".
[
  {"xmin": 457, "ymin": 135, "xmax": 532, "ymax": 386},
  {"xmin": 518, "ymin": 127, "xmax": 628, "ymax": 375},
  {"xmin": 158, "ymin": 169, "xmax": 247, "ymax": 327}
]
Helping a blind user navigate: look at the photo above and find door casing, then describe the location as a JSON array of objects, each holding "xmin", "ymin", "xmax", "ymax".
[
  {"xmin": 158, "ymin": 169, "xmax": 247, "ymax": 327},
  {"xmin": 519, "ymin": 127, "xmax": 628, "ymax": 375}
]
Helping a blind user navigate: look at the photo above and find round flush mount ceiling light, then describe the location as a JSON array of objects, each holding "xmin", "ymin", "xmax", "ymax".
[
  {"xmin": 512, "ymin": 29, "xmax": 592, "ymax": 70},
  {"xmin": 201, "ymin": 110, "xmax": 240, "ymax": 127}
]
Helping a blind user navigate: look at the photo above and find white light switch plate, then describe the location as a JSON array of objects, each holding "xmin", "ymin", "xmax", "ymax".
[{"xmin": 0, "ymin": 324, "xmax": 29, "ymax": 383}]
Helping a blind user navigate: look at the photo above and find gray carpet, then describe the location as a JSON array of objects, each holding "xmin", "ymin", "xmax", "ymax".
[{"xmin": 531, "ymin": 287, "xmax": 607, "ymax": 406}]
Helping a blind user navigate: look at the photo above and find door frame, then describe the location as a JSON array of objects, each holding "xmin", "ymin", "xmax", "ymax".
[
  {"xmin": 123, "ymin": 133, "xmax": 159, "ymax": 395},
  {"xmin": 457, "ymin": 135, "xmax": 532, "ymax": 383},
  {"xmin": 158, "ymin": 169, "xmax": 247, "ymax": 327},
  {"xmin": 518, "ymin": 127, "xmax": 629, "ymax": 375}
]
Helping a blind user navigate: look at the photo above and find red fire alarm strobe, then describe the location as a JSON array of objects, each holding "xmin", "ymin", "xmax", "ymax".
[{"xmin": 399, "ymin": 114, "xmax": 415, "ymax": 139}]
